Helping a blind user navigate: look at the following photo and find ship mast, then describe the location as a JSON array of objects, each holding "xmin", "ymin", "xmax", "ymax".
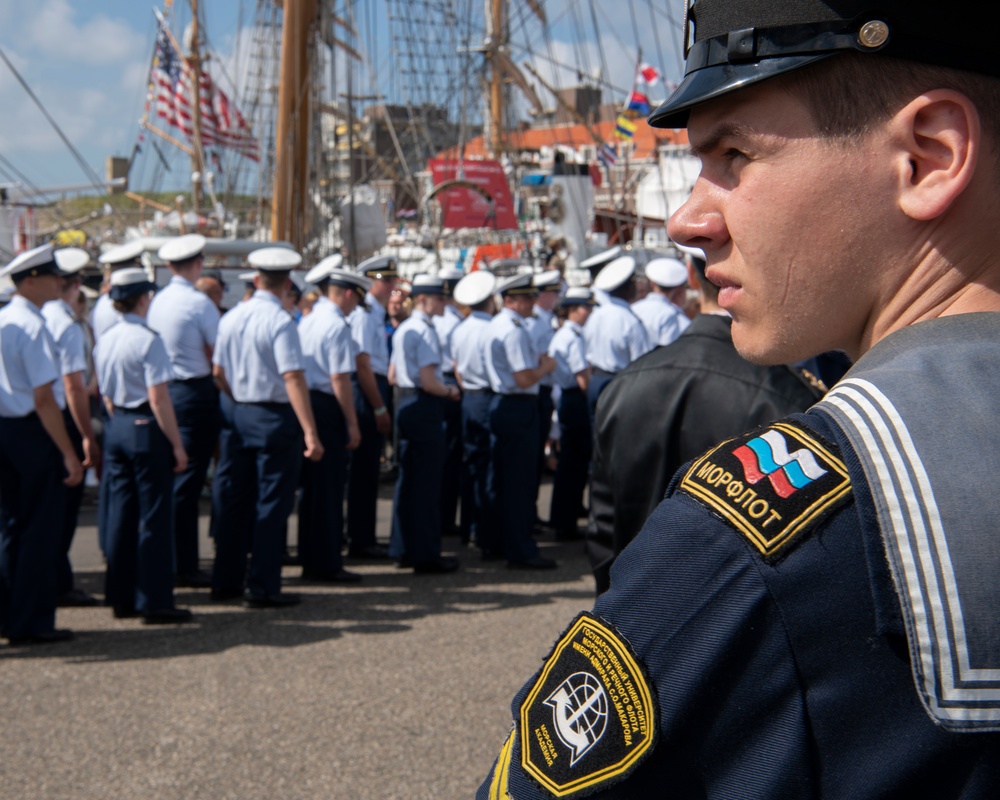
[
  {"xmin": 485, "ymin": 0, "xmax": 506, "ymax": 158},
  {"xmin": 188, "ymin": 0, "xmax": 205, "ymax": 214},
  {"xmin": 272, "ymin": 0, "xmax": 318, "ymax": 249}
]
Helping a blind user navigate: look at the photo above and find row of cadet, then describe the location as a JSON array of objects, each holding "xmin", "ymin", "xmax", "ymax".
[{"xmin": 0, "ymin": 231, "xmax": 689, "ymax": 644}]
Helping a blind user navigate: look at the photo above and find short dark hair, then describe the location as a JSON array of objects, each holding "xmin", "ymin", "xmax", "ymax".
[
  {"xmin": 112, "ymin": 295, "xmax": 142, "ymax": 314},
  {"xmin": 779, "ymin": 53, "xmax": 1000, "ymax": 157},
  {"xmin": 258, "ymin": 271, "xmax": 289, "ymax": 293}
]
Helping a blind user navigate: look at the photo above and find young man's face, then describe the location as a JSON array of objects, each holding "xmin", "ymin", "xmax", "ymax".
[{"xmin": 668, "ymin": 78, "xmax": 899, "ymax": 365}]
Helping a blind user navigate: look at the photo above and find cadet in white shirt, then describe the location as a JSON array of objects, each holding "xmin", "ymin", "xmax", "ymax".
[
  {"xmin": 482, "ymin": 273, "xmax": 558, "ymax": 569},
  {"xmin": 297, "ymin": 261, "xmax": 366, "ymax": 584},
  {"xmin": 148, "ymin": 234, "xmax": 221, "ymax": 588},
  {"xmin": 43, "ymin": 247, "xmax": 101, "ymax": 608},
  {"xmin": 95, "ymin": 268, "xmax": 192, "ymax": 625},
  {"xmin": 547, "ymin": 287, "xmax": 596, "ymax": 541},
  {"xmin": 346, "ymin": 254, "xmax": 396, "ymax": 559},
  {"xmin": 631, "ymin": 256, "xmax": 691, "ymax": 346},
  {"xmin": 450, "ymin": 270, "xmax": 498, "ymax": 546},
  {"xmin": 0, "ymin": 245, "xmax": 84, "ymax": 645},
  {"xmin": 388, "ymin": 274, "xmax": 460, "ymax": 573},
  {"xmin": 211, "ymin": 247, "xmax": 323, "ymax": 608},
  {"xmin": 584, "ymin": 255, "xmax": 652, "ymax": 414}
]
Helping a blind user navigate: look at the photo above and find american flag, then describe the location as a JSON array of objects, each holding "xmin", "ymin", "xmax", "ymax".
[{"xmin": 151, "ymin": 18, "xmax": 259, "ymax": 162}]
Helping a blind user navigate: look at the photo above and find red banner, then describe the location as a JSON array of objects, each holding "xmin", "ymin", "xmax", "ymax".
[{"xmin": 427, "ymin": 159, "xmax": 518, "ymax": 230}]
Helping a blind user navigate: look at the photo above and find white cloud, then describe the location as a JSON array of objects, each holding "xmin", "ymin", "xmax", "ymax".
[{"xmin": 24, "ymin": 0, "xmax": 144, "ymax": 66}]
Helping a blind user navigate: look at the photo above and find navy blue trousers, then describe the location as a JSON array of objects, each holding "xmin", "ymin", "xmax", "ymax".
[
  {"xmin": 57, "ymin": 407, "xmax": 85, "ymax": 596},
  {"xmin": 549, "ymin": 387, "xmax": 592, "ymax": 534},
  {"xmin": 460, "ymin": 390, "xmax": 493, "ymax": 547},
  {"xmin": 0, "ymin": 414, "xmax": 66, "ymax": 639},
  {"xmin": 533, "ymin": 385, "xmax": 555, "ymax": 514},
  {"xmin": 389, "ymin": 391, "xmax": 445, "ymax": 564},
  {"xmin": 212, "ymin": 401, "xmax": 302, "ymax": 597},
  {"xmin": 346, "ymin": 373, "xmax": 389, "ymax": 550},
  {"xmin": 168, "ymin": 377, "xmax": 220, "ymax": 576},
  {"xmin": 103, "ymin": 408, "xmax": 176, "ymax": 613},
  {"xmin": 587, "ymin": 369, "xmax": 615, "ymax": 423},
  {"xmin": 485, "ymin": 394, "xmax": 542, "ymax": 563},
  {"xmin": 298, "ymin": 391, "xmax": 347, "ymax": 575},
  {"xmin": 440, "ymin": 373, "xmax": 463, "ymax": 533}
]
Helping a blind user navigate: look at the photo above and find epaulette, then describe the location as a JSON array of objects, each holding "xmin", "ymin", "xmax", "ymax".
[{"xmin": 677, "ymin": 419, "xmax": 852, "ymax": 561}]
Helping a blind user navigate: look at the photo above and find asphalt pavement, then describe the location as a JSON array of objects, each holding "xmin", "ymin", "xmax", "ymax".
[{"xmin": 0, "ymin": 477, "xmax": 597, "ymax": 799}]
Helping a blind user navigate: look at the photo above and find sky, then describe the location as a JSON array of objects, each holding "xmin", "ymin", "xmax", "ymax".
[{"xmin": 0, "ymin": 0, "xmax": 685, "ymax": 200}]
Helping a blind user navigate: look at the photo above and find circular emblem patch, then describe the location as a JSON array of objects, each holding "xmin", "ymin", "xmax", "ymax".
[{"xmin": 519, "ymin": 613, "xmax": 657, "ymax": 797}]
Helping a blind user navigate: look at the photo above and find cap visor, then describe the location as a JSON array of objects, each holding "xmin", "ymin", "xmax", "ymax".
[{"xmin": 648, "ymin": 54, "xmax": 830, "ymax": 129}]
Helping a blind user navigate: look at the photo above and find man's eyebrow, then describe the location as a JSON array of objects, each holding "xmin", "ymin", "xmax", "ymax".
[{"xmin": 688, "ymin": 122, "xmax": 752, "ymax": 157}]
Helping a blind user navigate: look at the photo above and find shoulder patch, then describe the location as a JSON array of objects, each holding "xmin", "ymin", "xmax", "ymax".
[
  {"xmin": 519, "ymin": 612, "xmax": 656, "ymax": 797},
  {"xmin": 487, "ymin": 728, "xmax": 516, "ymax": 800},
  {"xmin": 678, "ymin": 420, "xmax": 852, "ymax": 561}
]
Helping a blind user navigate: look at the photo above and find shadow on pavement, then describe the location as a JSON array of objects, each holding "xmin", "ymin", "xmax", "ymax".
[{"xmin": 0, "ymin": 540, "xmax": 597, "ymax": 664}]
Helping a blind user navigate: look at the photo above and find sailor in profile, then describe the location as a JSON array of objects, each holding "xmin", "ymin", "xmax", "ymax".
[
  {"xmin": 42, "ymin": 247, "xmax": 101, "ymax": 608},
  {"xmin": 434, "ymin": 266, "xmax": 466, "ymax": 538},
  {"xmin": 0, "ymin": 244, "xmax": 84, "ymax": 644},
  {"xmin": 94, "ymin": 267, "xmax": 193, "ymax": 624},
  {"xmin": 297, "ymin": 258, "xmax": 367, "ymax": 583},
  {"xmin": 583, "ymin": 255, "xmax": 651, "ymax": 413},
  {"xmin": 148, "ymin": 234, "xmax": 221, "ymax": 588},
  {"xmin": 387, "ymin": 273, "xmax": 460, "ymax": 573},
  {"xmin": 346, "ymin": 253, "xmax": 397, "ymax": 559},
  {"xmin": 211, "ymin": 247, "xmax": 323, "ymax": 608},
  {"xmin": 547, "ymin": 287, "xmax": 596, "ymax": 541},
  {"xmin": 92, "ymin": 239, "xmax": 145, "ymax": 342},
  {"xmin": 524, "ymin": 269, "xmax": 562, "ymax": 518},
  {"xmin": 482, "ymin": 273, "xmax": 558, "ymax": 569},
  {"xmin": 631, "ymin": 256, "xmax": 691, "ymax": 346},
  {"xmin": 449, "ymin": 270, "xmax": 498, "ymax": 547}
]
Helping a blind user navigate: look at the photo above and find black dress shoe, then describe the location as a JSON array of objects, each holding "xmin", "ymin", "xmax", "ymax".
[
  {"xmin": 142, "ymin": 608, "xmax": 195, "ymax": 625},
  {"xmin": 113, "ymin": 605, "xmax": 139, "ymax": 619},
  {"xmin": 7, "ymin": 628, "xmax": 74, "ymax": 645},
  {"xmin": 507, "ymin": 556, "xmax": 558, "ymax": 570},
  {"xmin": 175, "ymin": 570, "xmax": 212, "ymax": 588},
  {"xmin": 209, "ymin": 588, "xmax": 243, "ymax": 602},
  {"xmin": 480, "ymin": 549, "xmax": 504, "ymax": 562},
  {"xmin": 243, "ymin": 592, "xmax": 301, "ymax": 609},
  {"xmin": 300, "ymin": 568, "xmax": 363, "ymax": 584},
  {"xmin": 555, "ymin": 528, "xmax": 585, "ymax": 542},
  {"xmin": 57, "ymin": 588, "xmax": 100, "ymax": 607},
  {"xmin": 412, "ymin": 556, "xmax": 460, "ymax": 574},
  {"xmin": 347, "ymin": 544, "xmax": 390, "ymax": 559}
]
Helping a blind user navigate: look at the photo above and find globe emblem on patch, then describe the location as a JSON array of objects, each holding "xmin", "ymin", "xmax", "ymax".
[{"xmin": 544, "ymin": 671, "xmax": 609, "ymax": 765}]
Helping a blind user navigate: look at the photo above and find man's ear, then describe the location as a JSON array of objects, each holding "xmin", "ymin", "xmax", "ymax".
[{"xmin": 895, "ymin": 89, "xmax": 980, "ymax": 221}]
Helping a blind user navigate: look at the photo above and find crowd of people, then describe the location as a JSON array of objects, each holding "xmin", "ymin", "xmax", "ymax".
[{"xmin": 0, "ymin": 213, "xmax": 833, "ymax": 645}]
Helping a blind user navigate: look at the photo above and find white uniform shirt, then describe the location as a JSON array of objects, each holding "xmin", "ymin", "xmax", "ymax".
[
  {"xmin": 433, "ymin": 304, "xmax": 463, "ymax": 373},
  {"xmin": 484, "ymin": 307, "xmax": 538, "ymax": 396},
  {"xmin": 0, "ymin": 295, "xmax": 60, "ymax": 418},
  {"xmin": 213, "ymin": 290, "xmax": 303, "ymax": 403},
  {"xmin": 299, "ymin": 296, "xmax": 358, "ymax": 394},
  {"xmin": 42, "ymin": 299, "xmax": 88, "ymax": 410},
  {"xmin": 390, "ymin": 309, "xmax": 442, "ymax": 389},
  {"xmin": 451, "ymin": 311, "xmax": 493, "ymax": 391},
  {"xmin": 147, "ymin": 274, "xmax": 220, "ymax": 379},
  {"xmin": 94, "ymin": 314, "xmax": 174, "ymax": 408},
  {"xmin": 348, "ymin": 291, "xmax": 390, "ymax": 377},
  {"xmin": 90, "ymin": 293, "xmax": 122, "ymax": 342},
  {"xmin": 631, "ymin": 292, "xmax": 691, "ymax": 347},
  {"xmin": 583, "ymin": 297, "xmax": 652, "ymax": 372},
  {"xmin": 548, "ymin": 319, "xmax": 589, "ymax": 391}
]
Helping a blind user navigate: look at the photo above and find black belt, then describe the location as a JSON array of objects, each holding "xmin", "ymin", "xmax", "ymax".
[
  {"xmin": 592, "ymin": 368, "xmax": 617, "ymax": 378},
  {"xmin": 241, "ymin": 401, "xmax": 290, "ymax": 410},
  {"xmin": 497, "ymin": 394, "xmax": 536, "ymax": 401},
  {"xmin": 463, "ymin": 388, "xmax": 494, "ymax": 394},
  {"xmin": 560, "ymin": 386, "xmax": 584, "ymax": 394},
  {"xmin": 114, "ymin": 403, "xmax": 152, "ymax": 415},
  {"xmin": 397, "ymin": 387, "xmax": 424, "ymax": 398},
  {"xmin": 173, "ymin": 375, "xmax": 213, "ymax": 385}
]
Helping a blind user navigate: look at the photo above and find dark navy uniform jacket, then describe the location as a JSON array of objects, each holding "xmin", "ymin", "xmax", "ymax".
[{"xmin": 479, "ymin": 314, "xmax": 1000, "ymax": 799}]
